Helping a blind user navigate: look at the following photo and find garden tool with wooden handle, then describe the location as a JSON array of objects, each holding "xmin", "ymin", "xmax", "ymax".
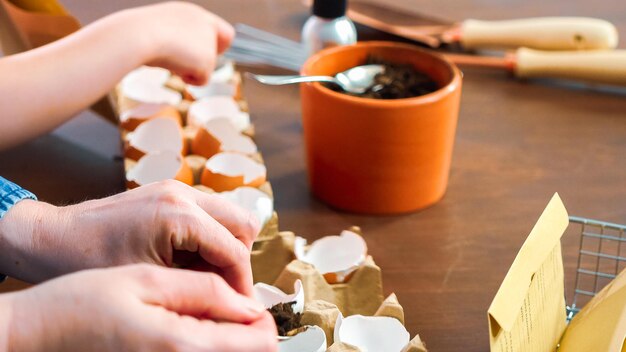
[
  {"xmin": 345, "ymin": 0, "xmax": 619, "ymax": 50},
  {"xmin": 447, "ymin": 48, "xmax": 626, "ymax": 85}
]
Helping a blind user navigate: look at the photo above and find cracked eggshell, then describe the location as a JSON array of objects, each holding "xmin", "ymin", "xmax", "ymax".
[
  {"xmin": 125, "ymin": 117, "xmax": 186, "ymax": 161},
  {"xmin": 279, "ymin": 325, "xmax": 327, "ymax": 352},
  {"xmin": 213, "ymin": 58, "xmax": 236, "ymax": 82},
  {"xmin": 186, "ymin": 59, "xmax": 238, "ymax": 99},
  {"xmin": 119, "ymin": 103, "xmax": 182, "ymax": 132},
  {"xmin": 254, "ymin": 279, "xmax": 304, "ymax": 314},
  {"xmin": 121, "ymin": 66, "xmax": 182, "ymax": 106},
  {"xmin": 200, "ymin": 152, "xmax": 266, "ymax": 192},
  {"xmin": 295, "ymin": 230, "xmax": 367, "ymax": 284},
  {"xmin": 187, "ymin": 96, "xmax": 251, "ymax": 132},
  {"xmin": 191, "ymin": 118, "xmax": 257, "ymax": 159},
  {"xmin": 126, "ymin": 151, "xmax": 193, "ymax": 188},
  {"xmin": 334, "ymin": 314, "xmax": 410, "ymax": 352},
  {"xmin": 217, "ymin": 187, "xmax": 273, "ymax": 227}
]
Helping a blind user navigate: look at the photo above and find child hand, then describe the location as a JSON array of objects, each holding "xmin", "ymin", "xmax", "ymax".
[{"xmin": 120, "ymin": 1, "xmax": 235, "ymax": 85}]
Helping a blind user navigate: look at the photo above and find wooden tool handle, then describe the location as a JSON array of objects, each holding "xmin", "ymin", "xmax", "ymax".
[
  {"xmin": 515, "ymin": 48, "xmax": 626, "ymax": 85},
  {"xmin": 460, "ymin": 17, "xmax": 618, "ymax": 50}
]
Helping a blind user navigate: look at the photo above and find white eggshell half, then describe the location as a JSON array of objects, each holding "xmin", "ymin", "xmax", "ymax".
[
  {"xmin": 204, "ymin": 118, "xmax": 257, "ymax": 155},
  {"xmin": 188, "ymin": 81, "xmax": 237, "ymax": 99},
  {"xmin": 188, "ymin": 96, "xmax": 250, "ymax": 131},
  {"xmin": 253, "ymin": 279, "xmax": 304, "ymax": 314},
  {"xmin": 120, "ymin": 103, "xmax": 170, "ymax": 123},
  {"xmin": 187, "ymin": 60, "xmax": 237, "ymax": 99},
  {"xmin": 126, "ymin": 151, "xmax": 183, "ymax": 186},
  {"xmin": 212, "ymin": 58, "xmax": 236, "ymax": 83},
  {"xmin": 217, "ymin": 187, "xmax": 273, "ymax": 226},
  {"xmin": 187, "ymin": 82, "xmax": 237, "ymax": 100},
  {"xmin": 127, "ymin": 117, "xmax": 183, "ymax": 154},
  {"xmin": 122, "ymin": 66, "xmax": 170, "ymax": 87},
  {"xmin": 295, "ymin": 230, "xmax": 367, "ymax": 280},
  {"xmin": 279, "ymin": 326, "xmax": 326, "ymax": 352},
  {"xmin": 334, "ymin": 314, "xmax": 410, "ymax": 352},
  {"xmin": 121, "ymin": 66, "xmax": 182, "ymax": 105},
  {"xmin": 205, "ymin": 152, "xmax": 266, "ymax": 184}
]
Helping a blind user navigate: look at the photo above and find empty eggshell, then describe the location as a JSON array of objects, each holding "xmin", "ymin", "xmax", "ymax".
[
  {"xmin": 125, "ymin": 117, "xmax": 186, "ymax": 161},
  {"xmin": 295, "ymin": 230, "xmax": 367, "ymax": 284},
  {"xmin": 217, "ymin": 186, "xmax": 273, "ymax": 227},
  {"xmin": 334, "ymin": 314, "xmax": 410, "ymax": 352},
  {"xmin": 121, "ymin": 66, "xmax": 182, "ymax": 106},
  {"xmin": 191, "ymin": 118, "xmax": 257, "ymax": 158},
  {"xmin": 201, "ymin": 152, "xmax": 266, "ymax": 192},
  {"xmin": 186, "ymin": 59, "xmax": 238, "ymax": 99},
  {"xmin": 126, "ymin": 150, "xmax": 193, "ymax": 188},
  {"xmin": 119, "ymin": 103, "xmax": 182, "ymax": 132},
  {"xmin": 279, "ymin": 325, "xmax": 327, "ymax": 352},
  {"xmin": 187, "ymin": 96, "xmax": 251, "ymax": 132},
  {"xmin": 254, "ymin": 279, "xmax": 304, "ymax": 314},
  {"xmin": 185, "ymin": 154, "xmax": 208, "ymax": 185},
  {"xmin": 213, "ymin": 58, "xmax": 236, "ymax": 82}
]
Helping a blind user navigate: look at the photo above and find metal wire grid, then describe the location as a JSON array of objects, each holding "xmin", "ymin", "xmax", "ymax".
[{"xmin": 566, "ymin": 215, "xmax": 626, "ymax": 321}]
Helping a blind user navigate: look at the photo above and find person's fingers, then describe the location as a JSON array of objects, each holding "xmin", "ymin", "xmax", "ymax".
[
  {"xmin": 189, "ymin": 187, "xmax": 260, "ymax": 250},
  {"xmin": 159, "ymin": 313, "xmax": 277, "ymax": 352},
  {"xmin": 180, "ymin": 36, "xmax": 215, "ymax": 86},
  {"xmin": 203, "ymin": 321, "xmax": 277, "ymax": 352},
  {"xmin": 208, "ymin": 12, "xmax": 235, "ymax": 54},
  {"xmin": 131, "ymin": 265, "xmax": 264, "ymax": 323},
  {"xmin": 181, "ymin": 70, "xmax": 209, "ymax": 86},
  {"xmin": 176, "ymin": 204, "xmax": 254, "ymax": 296}
]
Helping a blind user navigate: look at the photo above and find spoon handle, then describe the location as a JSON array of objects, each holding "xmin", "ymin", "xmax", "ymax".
[{"xmin": 247, "ymin": 73, "xmax": 337, "ymax": 86}]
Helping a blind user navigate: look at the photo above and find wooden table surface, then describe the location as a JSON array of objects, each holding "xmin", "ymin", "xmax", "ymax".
[{"xmin": 1, "ymin": 0, "xmax": 626, "ymax": 350}]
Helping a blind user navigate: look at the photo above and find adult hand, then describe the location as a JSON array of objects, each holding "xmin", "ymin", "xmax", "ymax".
[
  {"xmin": 3, "ymin": 265, "xmax": 277, "ymax": 351},
  {"xmin": 0, "ymin": 180, "xmax": 259, "ymax": 296}
]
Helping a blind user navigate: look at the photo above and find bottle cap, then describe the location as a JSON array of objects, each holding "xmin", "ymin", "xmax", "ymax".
[{"xmin": 312, "ymin": 0, "xmax": 347, "ymax": 19}]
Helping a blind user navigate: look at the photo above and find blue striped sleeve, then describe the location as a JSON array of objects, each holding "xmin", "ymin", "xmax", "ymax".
[
  {"xmin": 0, "ymin": 176, "xmax": 37, "ymax": 219},
  {"xmin": 0, "ymin": 176, "xmax": 37, "ymax": 282}
]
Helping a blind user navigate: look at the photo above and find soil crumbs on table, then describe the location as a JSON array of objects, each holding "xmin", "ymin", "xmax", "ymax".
[
  {"xmin": 269, "ymin": 301, "xmax": 303, "ymax": 336},
  {"xmin": 327, "ymin": 55, "xmax": 439, "ymax": 99}
]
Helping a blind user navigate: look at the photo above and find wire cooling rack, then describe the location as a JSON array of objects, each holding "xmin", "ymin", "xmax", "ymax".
[{"xmin": 566, "ymin": 216, "xmax": 626, "ymax": 321}]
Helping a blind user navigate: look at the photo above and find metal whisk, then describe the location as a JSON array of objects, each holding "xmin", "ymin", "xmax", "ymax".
[{"xmin": 225, "ymin": 24, "xmax": 307, "ymax": 71}]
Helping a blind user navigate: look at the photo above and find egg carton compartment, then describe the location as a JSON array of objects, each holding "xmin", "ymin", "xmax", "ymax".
[
  {"xmin": 273, "ymin": 256, "xmax": 384, "ymax": 317},
  {"xmin": 252, "ymin": 227, "xmax": 384, "ymax": 316},
  {"xmin": 324, "ymin": 294, "xmax": 427, "ymax": 351},
  {"xmin": 252, "ymin": 230, "xmax": 295, "ymax": 285}
]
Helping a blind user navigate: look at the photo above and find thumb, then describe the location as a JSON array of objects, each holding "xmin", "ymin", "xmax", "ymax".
[{"xmin": 130, "ymin": 265, "xmax": 265, "ymax": 323}]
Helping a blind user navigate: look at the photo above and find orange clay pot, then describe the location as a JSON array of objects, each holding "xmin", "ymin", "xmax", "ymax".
[{"xmin": 300, "ymin": 41, "xmax": 462, "ymax": 214}]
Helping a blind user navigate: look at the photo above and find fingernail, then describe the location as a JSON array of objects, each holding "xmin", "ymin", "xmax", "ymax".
[{"xmin": 244, "ymin": 299, "xmax": 267, "ymax": 315}]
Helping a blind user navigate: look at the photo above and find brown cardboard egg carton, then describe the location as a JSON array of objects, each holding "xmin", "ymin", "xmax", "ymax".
[
  {"xmin": 252, "ymin": 227, "xmax": 383, "ymax": 315},
  {"xmin": 252, "ymin": 227, "xmax": 428, "ymax": 351},
  {"xmin": 113, "ymin": 64, "xmax": 426, "ymax": 351},
  {"xmin": 308, "ymin": 294, "xmax": 427, "ymax": 351}
]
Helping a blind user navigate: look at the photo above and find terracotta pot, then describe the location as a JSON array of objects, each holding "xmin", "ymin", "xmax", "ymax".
[{"xmin": 300, "ymin": 41, "xmax": 462, "ymax": 214}]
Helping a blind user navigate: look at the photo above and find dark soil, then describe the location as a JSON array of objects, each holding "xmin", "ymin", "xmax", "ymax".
[
  {"xmin": 268, "ymin": 301, "xmax": 303, "ymax": 336},
  {"xmin": 326, "ymin": 55, "xmax": 439, "ymax": 99}
]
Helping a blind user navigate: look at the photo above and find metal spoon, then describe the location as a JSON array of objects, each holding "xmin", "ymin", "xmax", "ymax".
[{"xmin": 246, "ymin": 64, "xmax": 385, "ymax": 94}]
